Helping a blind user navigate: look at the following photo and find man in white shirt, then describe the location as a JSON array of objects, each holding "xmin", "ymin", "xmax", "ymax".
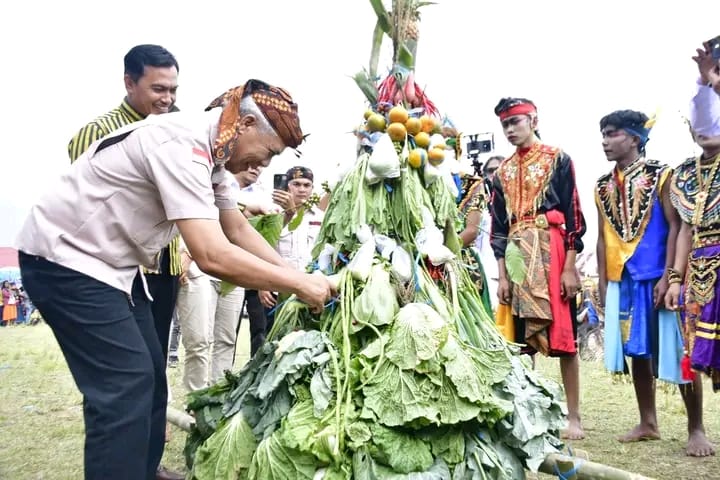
[
  {"xmin": 260, "ymin": 167, "xmax": 324, "ymax": 323},
  {"xmin": 16, "ymin": 79, "xmax": 333, "ymax": 480},
  {"xmin": 233, "ymin": 167, "xmax": 281, "ymax": 356},
  {"xmin": 174, "ymin": 165, "xmax": 275, "ymax": 391},
  {"xmin": 276, "ymin": 166, "xmax": 324, "ymax": 271}
]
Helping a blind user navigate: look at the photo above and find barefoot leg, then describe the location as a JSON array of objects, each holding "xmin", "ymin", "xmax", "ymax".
[
  {"xmin": 560, "ymin": 355, "xmax": 585, "ymax": 440},
  {"xmin": 681, "ymin": 377, "xmax": 715, "ymax": 456},
  {"xmin": 618, "ymin": 357, "xmax": 661, "ymax": 442}
]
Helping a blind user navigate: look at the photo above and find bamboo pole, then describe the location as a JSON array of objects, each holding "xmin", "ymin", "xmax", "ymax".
[
  {"xmin": 167, "ymin": 406, "xmax": 194, "ymax": 433},
  {"xmin": 538, "ymin": 452, "xmax": 657, "ymax": 480}
]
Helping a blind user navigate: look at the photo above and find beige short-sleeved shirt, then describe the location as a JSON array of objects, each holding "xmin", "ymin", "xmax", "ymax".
[{"xmin": 16, "ymin": 110, "xmax": 236, "ymax": 294}]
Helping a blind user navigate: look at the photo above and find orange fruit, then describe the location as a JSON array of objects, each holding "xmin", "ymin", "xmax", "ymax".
[
  {"xmin": 414, "ymin": 131, "xmax": 431, "ymax": 149},
  {"xmin": 428, "ymin": 147, "xmax": 445, "ymax": 166},
  {"xmin": 420, "ymin": 115, "xmax": 436, "ymax": 133},
  {"xmin": 405, "ymin": 117, "xmax": 422, "ymax": 136},
  {"xmin": 388, "ymin": 105, "xmax": 409, "ymax": 124},
  {"xmin": 386, "ymin": 122, "xmax": 407, "ymax": 142},
  {"xmin": 366, "ymin": 113, "xmax": 386, "ymax": 132},
  {"xmin": 408, "ymin": 148, "xmax": 427, "ymax": 169}
]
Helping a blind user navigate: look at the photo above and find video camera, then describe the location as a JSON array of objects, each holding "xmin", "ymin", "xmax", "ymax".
[{"xmin": 464, "ymin": 133, "xmax": 495, "ymax": 176}]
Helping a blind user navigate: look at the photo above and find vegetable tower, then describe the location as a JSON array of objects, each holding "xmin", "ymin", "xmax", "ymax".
[{"xmin": 184, "ymin": 2, "xmax": 568, "ymax": 478}]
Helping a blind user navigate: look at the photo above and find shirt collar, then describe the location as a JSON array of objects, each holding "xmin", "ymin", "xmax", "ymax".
[{"xmin": 120, "ymin": 98, "xmax": 145, "ymax": 122}]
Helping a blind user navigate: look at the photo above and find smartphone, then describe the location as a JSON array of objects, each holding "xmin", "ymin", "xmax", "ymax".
[
  {"xmin": 273, "ymin": 173, "xmax": 288, "ymax": 190},
  {"xmin": 709, "ymin": 35, "xmax": 720, "ymax": 60}
]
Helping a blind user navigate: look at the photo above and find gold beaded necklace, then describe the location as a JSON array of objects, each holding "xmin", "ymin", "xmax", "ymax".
[{"xmin": 692, "ymin": 152, "xmax": 720, "ymax": 243}]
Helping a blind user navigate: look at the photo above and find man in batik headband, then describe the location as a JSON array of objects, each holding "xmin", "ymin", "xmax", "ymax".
[
  {"xmin": 15, "ymin": 79, "xmax": 333, "ymax": 479},
  {"xmin": 490, "ymin": 97, "xmax": 587, "ymax": 440},
  {"xmin": 596, "ymin": 109, "xmax": 713, "ymax": 456}
]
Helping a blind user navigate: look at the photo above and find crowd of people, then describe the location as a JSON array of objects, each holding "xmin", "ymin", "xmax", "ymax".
[
  {"xmin": 10, "ymin": 36, "xmax": 720, "ymax": 479},
  {"xmin": 0, "ymin": 280, "xmax": 38, "ymax": 326}
]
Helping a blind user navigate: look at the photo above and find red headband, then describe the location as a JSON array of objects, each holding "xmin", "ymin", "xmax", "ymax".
[{"xmin": 498, "ymin": 103, "xmax": 537, "ymax": 121}]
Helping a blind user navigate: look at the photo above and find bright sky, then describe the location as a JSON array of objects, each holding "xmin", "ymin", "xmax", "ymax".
[{"xmin": 1, "ymin": 0, "xmax": 718, "ymax": 256}]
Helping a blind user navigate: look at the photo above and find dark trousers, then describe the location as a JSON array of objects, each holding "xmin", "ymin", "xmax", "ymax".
[
  {"xmin": 146, "ymin": 247, "xmax": 179, "ymax": 362},
  {"xmin": 19, "ymin": 252, "xmax": 167, "ymax": 480},
  {"xmin": 244, "ymin": 290, "xmax": 272, "ymax": 356}
]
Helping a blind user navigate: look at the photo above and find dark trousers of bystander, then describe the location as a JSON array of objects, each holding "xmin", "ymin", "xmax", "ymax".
[
  {"xmin": 19, "ymin": 252, "xmax": 168, "ymax": 480},
  {"xmin": 145, "ymin": 247, "xmax": 179, "ymax": 362},
  {"xmin": 243, "ymin": 289, "xmax": 273, "ymax": 356}
]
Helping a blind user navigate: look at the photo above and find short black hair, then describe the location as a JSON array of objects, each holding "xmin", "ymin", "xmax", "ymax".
[
  {"xmin": 599, "ymin": 109, "xmax": 649, "ymax": 153},
  {"xmin": 494, "ymin": 97, "xmax": 541, "ymax": 139},
  {"xmin": 599, "ymin": 109, "xmax": 649, "ymax": 132},
  {"xmin": 494, "ymin": 97, "xmax": 536, "ymax": 117},
  {"xmin": 124, "ymin": 44, "xmax": 179, "ymax": 83}
]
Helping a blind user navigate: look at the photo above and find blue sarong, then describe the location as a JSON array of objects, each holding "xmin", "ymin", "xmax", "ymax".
[{"xmin": 604, "ymin": 273, "xmax": 687, "ymax": 384}]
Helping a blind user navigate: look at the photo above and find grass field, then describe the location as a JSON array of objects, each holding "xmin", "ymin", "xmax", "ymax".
[{"xmin": 0, "ymin": 323, "xmax": 717, "ymax": 480}]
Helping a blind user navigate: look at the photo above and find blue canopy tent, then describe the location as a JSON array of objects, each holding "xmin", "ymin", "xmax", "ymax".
[{"xmin": 0, "ymin": 266, "xmax": 21, "ymax": 284}]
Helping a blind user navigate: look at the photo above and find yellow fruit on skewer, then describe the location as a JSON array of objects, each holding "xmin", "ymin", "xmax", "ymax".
[
  {"xmin": 408, "ymin": 148, "xmax": 427, "ymax": 169},
  {"xmin": 428, "ymin": 147, "xmax": 445, "ymax": 166},
  {"xmin": 387, "ymin": 122, "xmax": 408, "ymax": 142},
  {"xmin": 420, "ymin": 114, "xmax": 436, "ymax": 133},
  {"xmin": 414, "ymin": 131, "xmax": 431, "ymax": 149},
  {"xmin": 405, "ymin": 117, "xmax": 422, "ymax": 136},
  {"xmin": 366, "ymin": 113, "xmax": 387, "ymax": 132},
  {"xmin": 388, "ymin": 105, "xmax": 409, "ymax": 124}
]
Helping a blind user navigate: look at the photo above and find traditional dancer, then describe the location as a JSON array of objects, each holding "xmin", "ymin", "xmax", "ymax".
[
  {"xmin": 490, "ymin": 97, "xmax": 586, "ymax": 439},
  {"xmin": 596, "ymin": 109, "xmax": 713, "ymax": 456}
]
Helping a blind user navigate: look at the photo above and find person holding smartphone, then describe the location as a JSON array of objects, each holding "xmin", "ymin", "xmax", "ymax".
[
  {"xmin": 696, "ymin": 37, "xmax": 720, "ymax": 95},
  {"xmin": 258, "ymin": 167, "xmax": 323, "ymax": 326}
]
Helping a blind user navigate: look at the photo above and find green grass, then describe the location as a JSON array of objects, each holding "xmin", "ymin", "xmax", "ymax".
[{"xmin": 0, "ymin": 324, "xmax": 717, "ymax": 479}]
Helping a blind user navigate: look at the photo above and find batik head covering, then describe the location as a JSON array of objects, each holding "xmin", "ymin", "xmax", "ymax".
[
  {"xmin": 286, "ymin": 166, "xmax": 314, "ymax": 183},
  {"xmin": 600, "ymin": 109, "xmax": 655, "ymax": 151},
  {"xmin": 205, "ymin": 79, "xmax": 304, "ymax": 163}
]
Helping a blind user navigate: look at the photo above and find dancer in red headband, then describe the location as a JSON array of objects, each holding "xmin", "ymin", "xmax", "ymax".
[{"xmin": 489, "ymin": 97, "xmax": 587, "ymax": 440}]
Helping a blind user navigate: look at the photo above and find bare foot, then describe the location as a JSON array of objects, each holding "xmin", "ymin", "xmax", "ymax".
[
  {"xmin": 617, "ymin": 424, "xmax": 660, "ymax": 443},
  {"xmin": 561, "ymin": 418, "xmax": 585, "ymax": 440},
  {"xmin": 687, "ymin": 430, "xmax": 715, "ymax": 457}
]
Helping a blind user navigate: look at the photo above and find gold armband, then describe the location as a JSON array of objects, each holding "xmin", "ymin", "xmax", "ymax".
[{"xmin": 667, "ymin": 267, "xmax": 682, "ymax": 285}]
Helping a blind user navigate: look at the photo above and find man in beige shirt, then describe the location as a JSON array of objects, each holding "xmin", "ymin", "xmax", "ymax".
[{"xmin": 16, "ymin": 79, "xmax": 333, "ymax": 480}]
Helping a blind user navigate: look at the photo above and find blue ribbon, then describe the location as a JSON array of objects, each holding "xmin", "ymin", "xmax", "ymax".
[
  {"xmin": 553, "ymin": 461, "xmax": 584, "ymax": 480},
  {"xmin": 622, "ymin": 127, "xmax": 650, "ymax": 148},
  {"xmin": 267, "ymin": 297, "xmax": 291, "ymax": 317},
  {"xmin": 325, "ymin": 296, "xmax": 340, "ymax": 313}
]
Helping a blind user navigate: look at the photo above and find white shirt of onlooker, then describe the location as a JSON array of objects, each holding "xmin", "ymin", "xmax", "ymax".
[{"xmin": 277, "ymin": 207, "xmax": 324, "ymax": 272}]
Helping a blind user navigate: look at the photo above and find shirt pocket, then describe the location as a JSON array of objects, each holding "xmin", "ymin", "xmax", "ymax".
[{"xmin": 127, "ymin": 206, "xmax": 176, "ymax": 267}]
